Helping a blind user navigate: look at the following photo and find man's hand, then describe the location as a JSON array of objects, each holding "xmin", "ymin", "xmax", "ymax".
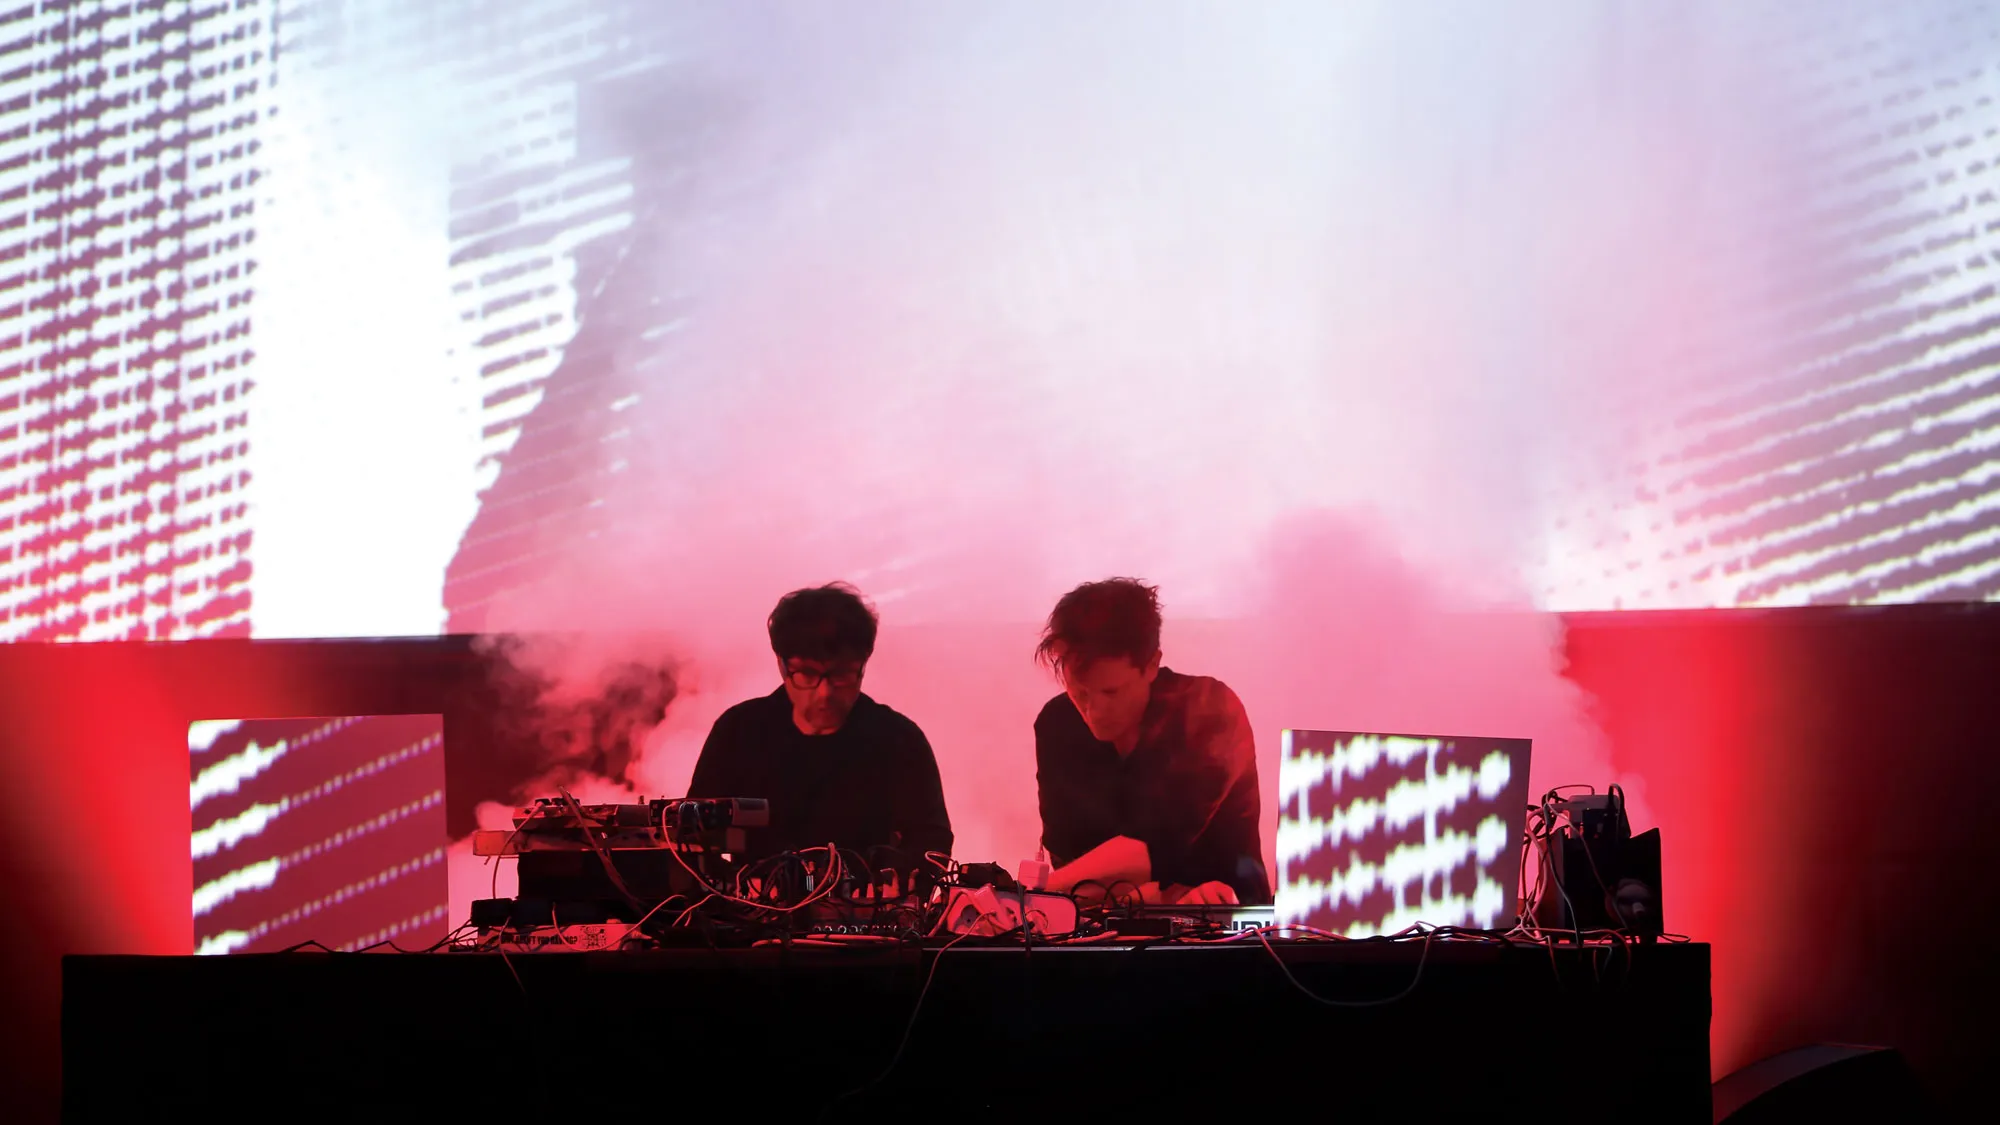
[
  {"xmin": 1045, "ymin": 835, "xmax": 1151, "ymax": 896},
  {"xmin": 1172, "ymin": 880, "xmax": 1238, "ymax": 906}
]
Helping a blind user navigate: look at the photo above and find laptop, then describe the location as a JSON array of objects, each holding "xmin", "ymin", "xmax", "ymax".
[{"xmin": 1275, "ymin": 729, "xmax": 1531, "ymax": 937}]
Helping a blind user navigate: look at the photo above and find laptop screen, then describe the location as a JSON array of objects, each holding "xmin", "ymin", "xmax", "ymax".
[{"xmin": 1275, "ymin": 730, "xmax": 1531, "ymax": 937}]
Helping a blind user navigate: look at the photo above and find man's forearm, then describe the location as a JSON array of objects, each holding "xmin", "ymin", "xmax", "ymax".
[{"xmin": 1046, "ymin": 835, "xmax": 1151, "ymax": 894}]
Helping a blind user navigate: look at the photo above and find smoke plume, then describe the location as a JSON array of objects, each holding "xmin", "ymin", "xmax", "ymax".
[{"xmin": 442, "ymin": 0, "xmax": 1843, "ymax": 878}]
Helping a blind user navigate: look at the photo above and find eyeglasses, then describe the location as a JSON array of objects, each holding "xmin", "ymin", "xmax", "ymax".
[{"xmin": 783, "ymin": 662, "xmax": 864, "ymax": 690}]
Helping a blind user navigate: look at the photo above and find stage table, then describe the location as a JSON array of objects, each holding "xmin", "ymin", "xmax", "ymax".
[{"xmin": 64, "ymin": 938, "xmax": 1709, "ymax": 1121}]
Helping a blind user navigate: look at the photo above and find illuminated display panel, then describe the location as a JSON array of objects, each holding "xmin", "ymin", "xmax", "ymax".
[
  {"xmin": 2, "ymin": 1, "xmax": 1997, "ymax": 644},
  {"xmin": 1276, "ymin": 730, "xmax": 1532, "ymax": 937},
  {"xmin": 190, "ymin": 714, "xmax": 447, "ymax": 954}
]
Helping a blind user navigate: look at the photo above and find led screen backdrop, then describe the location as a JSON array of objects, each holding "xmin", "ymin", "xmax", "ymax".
[
  {"xmin": 190, "ymin": 714, "xmax": 447, "ymax": 954},
  {"xmin": 4, "ymin": 1, "xmax": 1999, "ymax": 644}
]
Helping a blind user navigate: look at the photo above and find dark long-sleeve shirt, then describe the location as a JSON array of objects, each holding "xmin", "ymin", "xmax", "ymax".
[
  {"xmin": 686, "ymin": 687, "xmax": 953, "ymax": 863},
  {"xmin": 1035, "ymin": 668, "xmax": 1270, "ymax": 904}
]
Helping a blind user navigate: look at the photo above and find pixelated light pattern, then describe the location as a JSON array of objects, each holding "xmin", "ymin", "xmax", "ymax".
[
  {"xmin": 0, "ymin": 1, "xmax": 272, "ymax": 640},
  {"xmin": 189, "ymin": 715, "xmax": 448, "ymax": 954},
  {"xmin": 1529, "ymin": 4, "xmax": 2000, "ymax": 609},
  {"xmin": 1276, "ymin": 730, "xmax": 1531, "ymax": 937},
  {"xmin": 9, "ymin": 2, "xmax": 2000, "ymax": 647}
]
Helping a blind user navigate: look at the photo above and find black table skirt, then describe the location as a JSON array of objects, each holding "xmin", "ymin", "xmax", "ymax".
[{"xmin": 64, "ymin": 939, "xmax": 1710, "ymax": 1122}]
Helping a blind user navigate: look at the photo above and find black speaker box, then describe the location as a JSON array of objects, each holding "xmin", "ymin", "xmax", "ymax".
[
  {"xmin": 1713, "ymin": 1044, "xmax": 1936, "ymax": 1124},
  {"xmin": 1539, "ymin": 825, "xmax": 1664, "ymax": 936}
]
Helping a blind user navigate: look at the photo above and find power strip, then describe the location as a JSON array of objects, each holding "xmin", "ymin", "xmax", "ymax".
[{"xmin": 479, "ymin": 922, "xmax": 641, "ymax": 952}]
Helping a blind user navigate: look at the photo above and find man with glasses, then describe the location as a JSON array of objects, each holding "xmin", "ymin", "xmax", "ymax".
[
  {"xmin": 687, "ymin": 583, "xmax": 953, "ymax": 867},
  {"xmin": 1033, "ymin": 578, "xmax": 1270, "ymax": 906}
]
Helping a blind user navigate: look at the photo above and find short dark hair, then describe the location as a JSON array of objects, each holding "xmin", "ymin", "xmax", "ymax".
[
  {"xmin": 1035, "ymin": 578, "xmax": 1162, "ymax": 676},
  {"xmin": 768, "ymin": 583, "xmax": 879, "ymax": 663}
]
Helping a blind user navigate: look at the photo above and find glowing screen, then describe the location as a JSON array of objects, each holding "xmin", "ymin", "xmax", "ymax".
[
  {"xmin": 1276, "ymin": 729, "xmax": 1531, "ymax": 937},
  {"xmin": 190, "ymin": 714, "xmax": 448, "ymax": 954},
  {"xmin": 6, "ymin": 0, "xmax": 2000, "ymax": 644}
]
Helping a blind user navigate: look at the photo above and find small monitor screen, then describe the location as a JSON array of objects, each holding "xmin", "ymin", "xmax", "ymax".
[
  {"xmin": 189, "ymin": 715, "xmax": 448, "ymax": 954},
  {"xmin": 1276, "ymin": 730, "xmax": 1531, "ymax": 937}
]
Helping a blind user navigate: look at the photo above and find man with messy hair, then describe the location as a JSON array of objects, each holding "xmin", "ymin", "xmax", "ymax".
[{"xmin": 1032, "ymin": 578, "xmax": 1269, "ymax": 905}]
